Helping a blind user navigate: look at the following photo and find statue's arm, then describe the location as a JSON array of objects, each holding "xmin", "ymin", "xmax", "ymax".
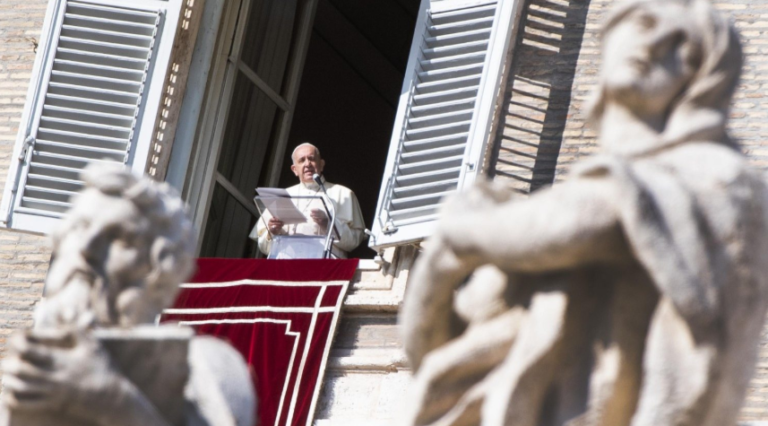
[
  {"xmin": 403, "ymin": 178, "xmax": 627, "ymax": 369},
  {"xmin": 440, "ymin": 177, "xmax": 629, "ymax": 272}
]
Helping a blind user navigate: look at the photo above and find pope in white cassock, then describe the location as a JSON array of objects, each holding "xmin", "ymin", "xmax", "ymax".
[{"xmin": 250, "ymin": 143, "xmax": 366, "ymax": 258}]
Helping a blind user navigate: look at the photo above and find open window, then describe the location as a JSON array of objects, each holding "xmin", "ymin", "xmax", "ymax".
[
  {"xmin": 187, "ymin": 0, "xmax": 524, "ymax": 257},
  {"xmin": 369, "ymin": 0, "xmax": 522, "ymax": 248},
  {"xmin": 189, "ymin": 0, "xmax": 419, "ymax": 259},
  {"xmin": 0, "ymin": 0, "xmax": 183, "ymax": 234}
]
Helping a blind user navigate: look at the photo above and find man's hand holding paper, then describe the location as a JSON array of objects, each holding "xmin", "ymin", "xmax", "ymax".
[{"xmin": 310, "ymin": 209, "xmax": 328, "ymax": 229}]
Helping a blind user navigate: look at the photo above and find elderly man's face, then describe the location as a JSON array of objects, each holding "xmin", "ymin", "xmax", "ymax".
[
  {"xmin": 291, "ymin": 145, "xmax": 325, "ymax": 184},
  {"xmin": 45, "ymin": 190, "xmax": 153, "ymax": 326}
]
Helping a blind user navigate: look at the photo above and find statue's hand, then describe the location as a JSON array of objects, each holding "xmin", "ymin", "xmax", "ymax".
[
  {"xmin": 437, "ymin": 180, "xmax": 514, "ymax": 258},
  {"xmin": 2, "ymin": 330, "xmax": 140, "ymax": 425}
]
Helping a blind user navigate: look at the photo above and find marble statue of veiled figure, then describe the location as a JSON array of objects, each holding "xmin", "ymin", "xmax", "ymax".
[{"xmin": 401, "ymin": 1, "xmax": 768, "ymax": 426}]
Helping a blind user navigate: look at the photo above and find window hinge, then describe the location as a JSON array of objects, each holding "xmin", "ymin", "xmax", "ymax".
[
  {"xmin": 382, "ymin": 220, "xmax": 398, "ymax": 235},
  {"xmin": 19, "ymin": 136, "xmax": 35, "ymax": 162}
]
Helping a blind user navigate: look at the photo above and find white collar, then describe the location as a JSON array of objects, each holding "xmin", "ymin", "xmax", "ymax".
[{"xmin": 300, "ymin": 175, "xmax": 325, "ymax": 190}]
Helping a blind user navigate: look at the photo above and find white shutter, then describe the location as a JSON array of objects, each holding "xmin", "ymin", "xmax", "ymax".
[
  {"xmin": 370, "ymin": 0, "xmax": 522, "ymax": 248},
  {"xmin": 0, "ymin": 0, "xmax": 182, "ymax": 234}
]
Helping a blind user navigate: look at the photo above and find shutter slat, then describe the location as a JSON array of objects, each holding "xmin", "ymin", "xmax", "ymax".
[
  {"xmin": 398, "ymin": 155, "xmax": 464, "ymax": 175},
  {"xmin": 388, "ymin": 204, "xmax": 440, "ymax": 221},
  {"xmin": 419, "ymin": 51, "xmax": 486, "ymax": 71},
  {"xmin": 59, "ymin": 36, "xmax": 151, "ymax": 59},
  {"xmin": 425, "ymin": 27, "xmax": 492, "ymax": 45},
  {"xmin": 64, "ymin": 13, "xmax": 157, "ymax": 35},
  {"xmin": 393, "ymin": 178, "xmax": 460, "ymax": 197},
  {"xmin": 68, "ymin": 1, "xmax": 158, "ymax": 22},
  {"xmin": 401, "ymin": 144, "xmax": 467, "ymax": 163},
  {"xmin": 413, "ymin": 86, "xmax": 479, "ymax": 105},
  {"xmin": 23, "ymin": 187, "xmax": 76, "ymax": 210},
  {"xmin": 29, "ymin": 162, "xmax": 84, "ymax": 182},
  {"xmin": 388, "ymin": 213, "xmax": 440, "ymax": 227},
  {"xmin": 416, "ymin": 74, "xmax": 482, "ymax": 94},
  {"xmin": 48, "ymin": 81, "xmax": 139, "ymax": 98},
  {"xmin": 430, "ymin": 4, "xmax": 497, "ymax": 24},
  {"xmin": 20, "ymin": 197, "xmax": 71, "ymax": 213},
  {"xmin": 406, "ymin": 121, "xmax": 472, "ymax": 140},
  {"xmin": 43, "ymin": 105, "xmax": 135, "ymax": 128},
  {"xmin": 60, "ymin": 25, "xmax": 154, "ymax": 48},
  {"xmin": 51, "ymin": 70, "xmax": 143, "ymax": 93},
  {"xmin": 56, "ymin": 48, "xmax": 147, "ymax": 70},
  {"xmin": 36, "ymin": 139, "xmax": 126, "ymax": 161},
  {"xmin": 418, "ymin": 63, "xmax": 484, "ymax": 82},
  {"xmin": 32, "ymin": 150, "xmax": 118, "ymax": 171},
  {"xmin": 48, "ymin": 82, "xmax": 140, "ymax": 105},
  {"xmin": 408, "ymin": 109, "xmax": 474, "ymax": 129},
  {"xmin": 56, "ymin": 47, "xmax": 147, "ymax": 67},
  {"xmin": 429, "ymin": 16, "xmax": 495, "ymax": 36},
  {"xmin": 32, "ymin": 154, "xmax": 90, "ymax": 172},
  {"xmin": 410, "ymin": 98, "xmax": 475, "ymax": 117},
  {"xmin": 390, "ymin": 190, "xmax": 455, "ymax": 211},
  {"xmin": 39, "ymin": 117, "xmax": 131, "ymax": 139},
  {"xmin": 25, "ymin": 185, "xmax": 78, "ymax": 202},
  {"xmin": 54, "ymin": 59, "xmax": 145, "ymax": 81},
  {"xmin": 404, "ymin": 132, "xmax": 469, "ymax": 151},
  {"xmin": 26, "ymin": 173, "xmax": 85, "ymax": 192},
  {"xmin": 37, "ymin": 128, "xmax": 129, "ymax": 149},
  {"xmin": 423, "ymin": 40, "xmax": 489, "ymax": 58},
  {"xmin": 40, "ymin": 115, "xmax": 130, "ymax": 132},
  {"xmin": 46, "ymin": 93, "xmax": 137, "ymax": 116},
  {"xmin": 396, "ymin": 167, "xmax": 463, "ymax": 186}
]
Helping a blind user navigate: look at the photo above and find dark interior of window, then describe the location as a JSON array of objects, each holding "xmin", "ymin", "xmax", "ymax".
[
  {"xmin": 200, "ymin": 0, "xmax": 419, "ymax": 259},
  {"xmin": 278, "ymin": 0, "xmax": 419, "ymax": 258}
]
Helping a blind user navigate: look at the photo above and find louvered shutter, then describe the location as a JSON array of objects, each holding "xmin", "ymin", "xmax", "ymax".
[
  {"xmin": 0, "ymin": 0, "xmax": 182, "ymax": 234},
  {"xmin": 370, "ymin": 0, "xmax": 521, "ymax": 248}
]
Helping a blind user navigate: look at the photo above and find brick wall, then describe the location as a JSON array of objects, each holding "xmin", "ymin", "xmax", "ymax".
[
  {"xmin": 491, "ymin": 0, "xmax": 768, "ymax": 420},
  {"xmin": 0, "ymin": 0, "xmax": 53, "ymax": 356}
]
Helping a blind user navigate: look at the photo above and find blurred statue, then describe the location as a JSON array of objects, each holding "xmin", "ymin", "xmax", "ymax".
[
  {"xmin": 401, "ymin": 1, "xmax": 768, "ymax": 425},
  {"xmin": 1, "ymin": 164, "xmax": 255, "ymax": 426}
]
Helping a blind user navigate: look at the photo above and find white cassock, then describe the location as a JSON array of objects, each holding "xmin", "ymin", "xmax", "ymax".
[{"xmin": 250, "ymin": 177, "xmax": 366, "ymax": 258}]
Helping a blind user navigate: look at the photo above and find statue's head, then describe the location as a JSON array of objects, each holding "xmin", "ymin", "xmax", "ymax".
[
  {"xmin": 40, "ymin": 164, "xmax": 195, "ymax": 328},
  {"xmin": 590, "ymin": 0, "xmax": 742, "ymax": 149}
]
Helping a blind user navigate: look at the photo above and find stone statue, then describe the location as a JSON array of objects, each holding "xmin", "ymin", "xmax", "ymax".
[
  {"xmin": 0, "ymin": 164, "xmax": 256, "ymax": 426},
  {"xmin": 401, "ymin": 1, "xmax": 768, "ymax": 425}
]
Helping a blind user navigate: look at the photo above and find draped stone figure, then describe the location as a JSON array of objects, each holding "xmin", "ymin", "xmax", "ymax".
[
  {"xmin": 0, "ymin": 165, "xmax": 255, "ymax": 426},
  {"xmin": 401, "ymin": 1, "xmax": 768, "ymax": 425}
]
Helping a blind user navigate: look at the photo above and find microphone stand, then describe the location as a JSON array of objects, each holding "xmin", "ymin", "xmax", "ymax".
[{"xmin": 313, "ymin": 174, "xmax": 337, "ymax": 259}]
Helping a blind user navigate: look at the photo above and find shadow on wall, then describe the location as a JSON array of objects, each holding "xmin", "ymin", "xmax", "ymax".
[{"xmin": 489, "ymin": 0, "xmax": 591, "ymax": 194}]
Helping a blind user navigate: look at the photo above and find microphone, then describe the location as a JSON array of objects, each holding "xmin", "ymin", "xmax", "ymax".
[
  {"xmin": 313, "ymin": 173, "xmax": 332, "ymax": 214},
  {"xmin": 312, "ymin": 173, "xmax": 324, "ymax": 189},
  {"xmin": 313, "ymin": 173, "xmax": 337, "ymax": 257}
]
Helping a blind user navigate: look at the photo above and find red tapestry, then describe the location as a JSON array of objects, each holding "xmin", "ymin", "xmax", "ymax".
[{"xmin": 162, "ymin": 258, "xmax": 358, "ymax": 426}]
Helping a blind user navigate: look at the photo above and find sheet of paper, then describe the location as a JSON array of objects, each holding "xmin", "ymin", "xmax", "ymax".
[
  {"xmin": 256, "ymin": 187, "xmax": 291, "ymax": 198},
  {"xmin": 255, "ymin": 188, "xmax": 308, "ymax": 225}
]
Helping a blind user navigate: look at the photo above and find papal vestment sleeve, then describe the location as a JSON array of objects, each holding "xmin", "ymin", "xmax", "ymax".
[{"xmin": 326, "ymin": 183, "xmax": 366, "ymax": 253}]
